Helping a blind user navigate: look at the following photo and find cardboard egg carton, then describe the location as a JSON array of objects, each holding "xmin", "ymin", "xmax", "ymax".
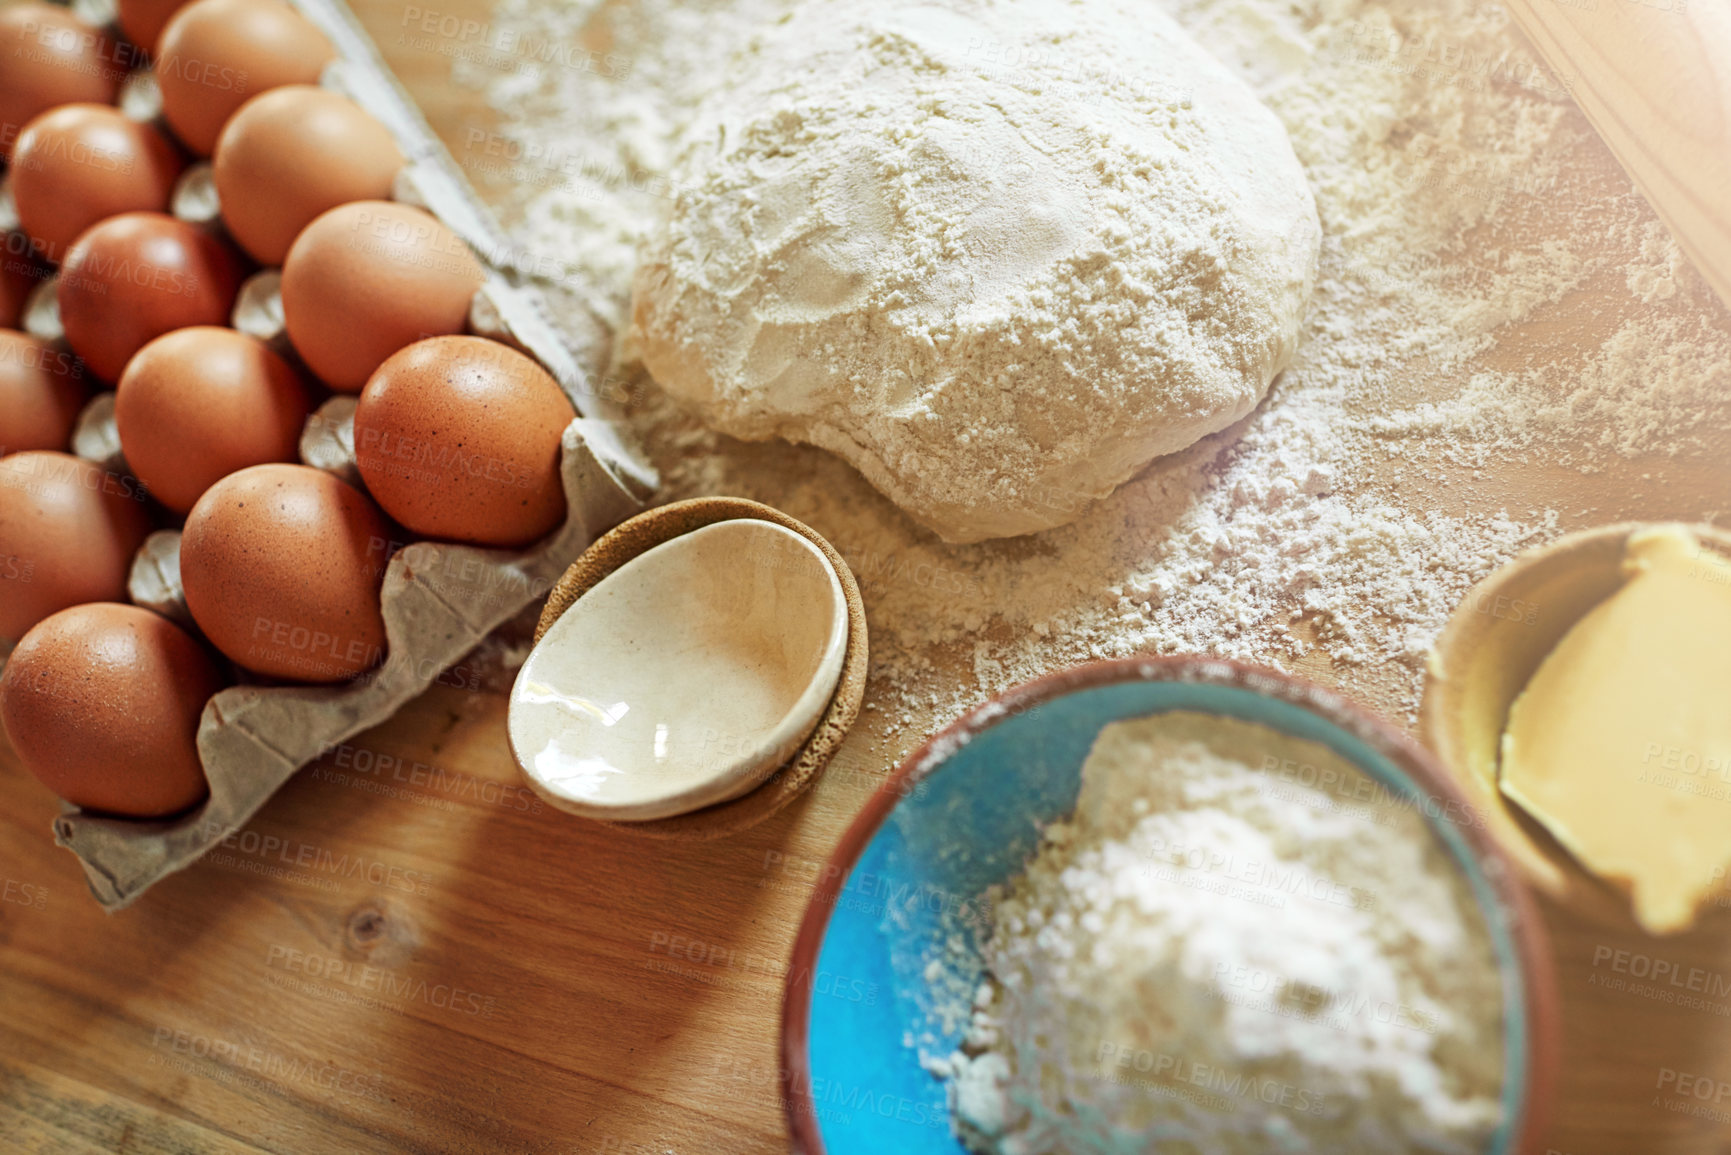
[{"xmin": 5, "ymin": 0, "xmax": 658, "ymax": 908}]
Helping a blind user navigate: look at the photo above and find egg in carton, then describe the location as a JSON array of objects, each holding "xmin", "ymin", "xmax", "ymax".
[{"xmin": 8, "ymin": 0, "xmax": 659, "ymax": 909}]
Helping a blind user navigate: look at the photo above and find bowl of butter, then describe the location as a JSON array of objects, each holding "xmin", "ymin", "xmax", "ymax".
[{"xmin": 1423, "ymin": 523, "xmax": 1731, "ymax": 934}]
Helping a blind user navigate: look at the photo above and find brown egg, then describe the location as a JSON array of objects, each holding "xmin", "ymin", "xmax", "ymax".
[
  {"xmin": 11, "ymin": 105, "xmax": 186, "ymax": 262},
  {"xmin": 117, "ymin": 0, "xmax": 190, "ymax": 55},
  {"xmin": 356, "ymin": 336, "xmax": 574, "ymax": 548},
  {"xmin": 0, "ymin": 451, "xmax": 152, "ymax": 642},
  {"xmin": 0, "ymin": 331, "xmax": 90, "ymax": 453},
  {"xmin": 57, "ymin": 212, "xmax": 244, "ymax": 383},
  {"xmin": 281, "ymin": 201, "xmax": 483, "ymax": 392},
  {"xmin": 0, "ymin": 603, "xmax": 221, "ymax": 817},
  {"xmin": 180, "ymin": 463, "xmax": 389, "ymax": 682},
  {"xmin": 213, "ymin": 86, "xmax": 404, "ymax": 266},
  {"xmin": 155, "ymin": 0, "xmax": 334, "ymax": 157},
  {"xmin": 0, "ymin": 5, "xmax": 125, "ymax": 162},
  {"xmin": 115, "ymin": 327, "xmax": 308, "ymax": 514}
]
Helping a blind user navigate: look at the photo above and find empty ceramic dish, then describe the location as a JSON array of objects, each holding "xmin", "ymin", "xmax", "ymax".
[{"xmin": 508, "ymin": 518, "xmax": 850, "ymax": 821}]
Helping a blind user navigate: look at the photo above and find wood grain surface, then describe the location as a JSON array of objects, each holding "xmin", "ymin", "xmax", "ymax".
[
  {"xmin": 1506, "ymin": 0, "xmax": 1731, "ymax": 310},
  {"xmin": 3, "ymin": 1, "xmax": 1731, "ymax": 1153}
]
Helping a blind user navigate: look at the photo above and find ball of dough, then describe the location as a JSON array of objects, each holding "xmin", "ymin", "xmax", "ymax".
[{"xmin": 632, "ymin": 0, "xmax": 1319, "ymax": 542}]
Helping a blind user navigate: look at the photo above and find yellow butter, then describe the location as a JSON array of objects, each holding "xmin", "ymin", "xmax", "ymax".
[{"xmin": 1500, "ymin": 526, "xmax": 1731, "ymax": 934}]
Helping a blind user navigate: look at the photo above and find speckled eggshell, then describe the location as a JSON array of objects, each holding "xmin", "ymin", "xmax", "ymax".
[
  {"xmin": 0, "ymin": 603, "xmax": 222, "ymax": 817},
  {"xmin": 0, "ymin": 5, "xmax": 123, "ymax": 162},
  {"xmin": 57, "ymin": 212, "xmax": 244, "ymax": 383},
  {"xmin": 155, "ymin": 0, "xmax": 334, "ymax": 156},
  {"xmin": 11, "ymin": 104, "xmax": 186, "ymax": 261},
  {"xmin": 0, "ymin": 332, "xmax": 90, "ymax": 453},
  {"xmin": 116, "ymin": 327, "xmax": 309, "ymax": 514},
  {"xmin": 355, "ymin": 335, "xmax": 574, "ymax": 548},
  {"xmin": 281, "ymin": 201, "xmax": 484, "ymax": 392},
  {"xmin": 0, "ymin": 451, "xmax": 153, "ymax": 643},
  {"xmin": 179, "ymin": 463, "xmax": 390, "ymax": 682},
  {"xmin": 213, "ymin": 86, "xmax": 404, "ymax": 266}
]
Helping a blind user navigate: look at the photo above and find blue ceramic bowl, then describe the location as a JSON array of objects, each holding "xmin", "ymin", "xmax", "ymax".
[{"xmin": 781, "ymin": 657, "xmax": 1558, "ymax": 1155}]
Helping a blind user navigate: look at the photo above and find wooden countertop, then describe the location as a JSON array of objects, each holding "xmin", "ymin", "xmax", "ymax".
[{"xmin": 3, "ymin": 1, "xmax": 1731, "ymax": 1153}]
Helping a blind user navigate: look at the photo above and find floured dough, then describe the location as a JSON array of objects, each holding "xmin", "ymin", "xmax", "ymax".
[{"xmin": 632, "ymin": 0, "xmax": 1320, "ymax": 542}]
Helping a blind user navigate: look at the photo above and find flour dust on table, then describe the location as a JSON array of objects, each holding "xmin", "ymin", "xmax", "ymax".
[{"xmin": 475, "ymin": 0, "xmax": 1731, "ymax": 727}]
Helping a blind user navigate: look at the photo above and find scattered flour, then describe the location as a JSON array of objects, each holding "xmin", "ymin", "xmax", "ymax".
[
  {"xmin": 933, "ymin": 712, "xmax": 1506, "ymax": 1154},
  {"xmin": 476, "ymin": 0, "xmax": 1731, "ymax": 726}
]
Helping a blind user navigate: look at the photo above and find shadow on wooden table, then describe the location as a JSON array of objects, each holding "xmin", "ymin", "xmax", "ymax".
[
  {"xmin": 1542, "ymin": 894, "xmax": 1731, "ymax": 1155},
  {"xmin": 1, "ymin": 671, "xmax": 825, "ymax": 1152}
]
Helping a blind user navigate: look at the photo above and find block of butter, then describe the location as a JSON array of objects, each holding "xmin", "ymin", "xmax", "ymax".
[{"xmin": 1501, "ymin": 526, "xmax": 1731, "ymax": 934}]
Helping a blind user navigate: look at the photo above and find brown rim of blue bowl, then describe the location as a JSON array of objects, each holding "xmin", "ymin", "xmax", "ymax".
[{"xmin": 779, "ymin": 654, "xmax": 1561, "ymax": 1155}]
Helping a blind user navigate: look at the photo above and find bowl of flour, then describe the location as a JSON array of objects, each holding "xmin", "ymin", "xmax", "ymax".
[{"xmin": 780, "ymin": 658, "xmax": 1557, "ymax": 1155}]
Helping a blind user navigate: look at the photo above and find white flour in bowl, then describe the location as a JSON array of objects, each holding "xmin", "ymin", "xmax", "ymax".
[
  {"xmin": 475, "ymin": 0, "xmax": 1731, "ymax": 726},
  {"xmin": 931, "ymin": 711, "xmax": 1506, "ymax": 1154}
]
